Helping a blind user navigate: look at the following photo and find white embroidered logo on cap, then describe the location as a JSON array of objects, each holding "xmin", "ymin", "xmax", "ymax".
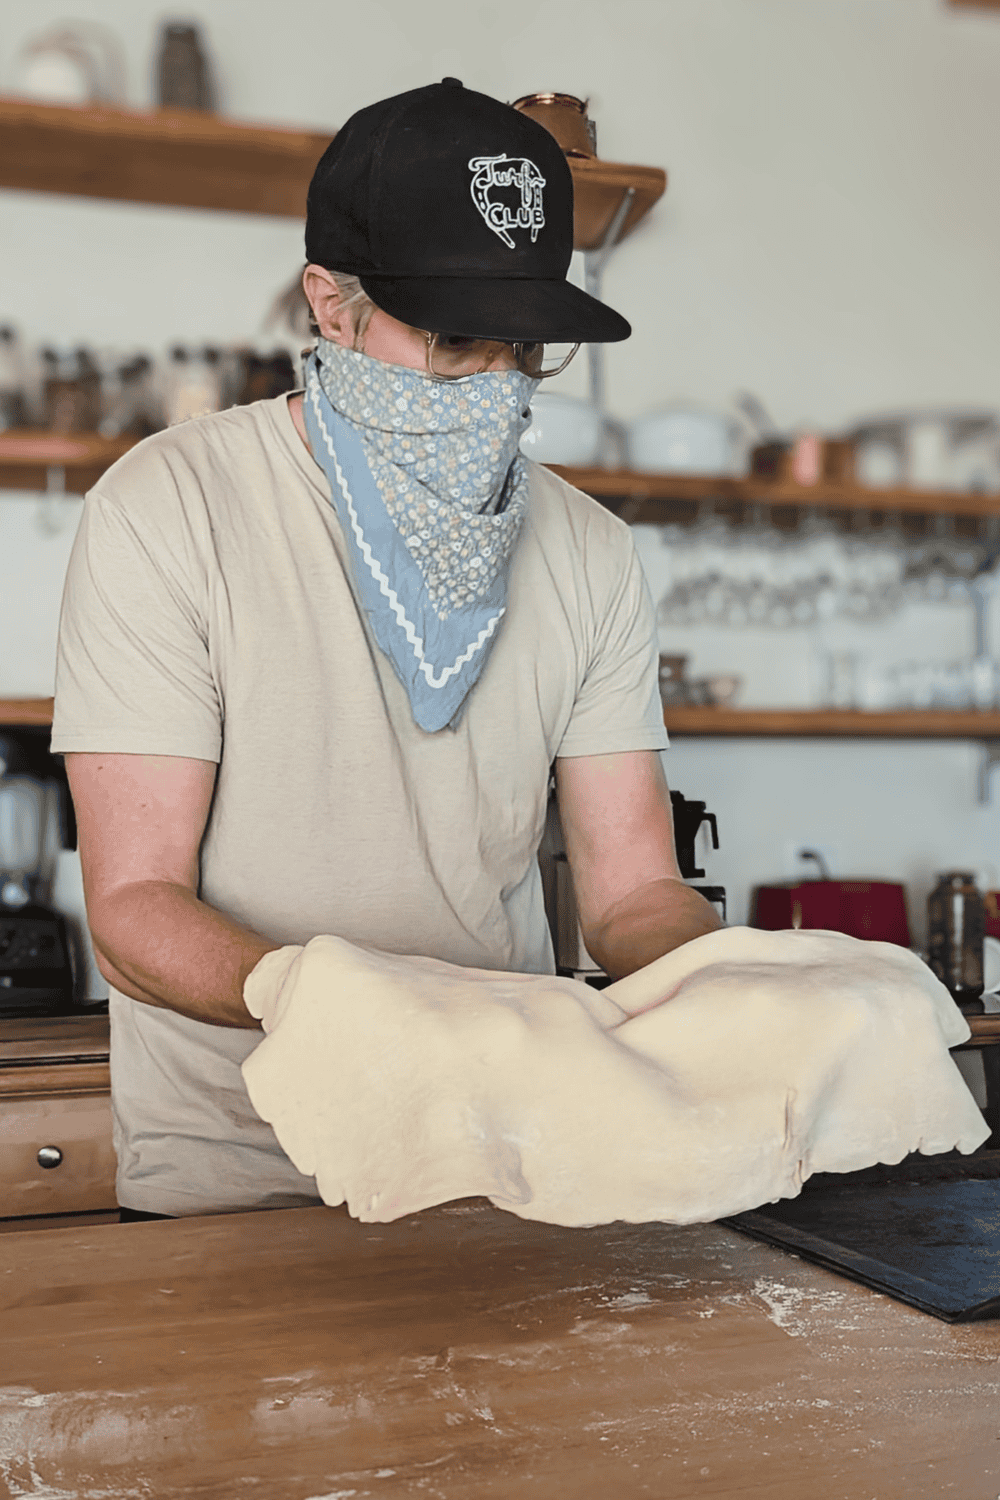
[{"xmin": 468, "ymin": 155, "xmax": 546, "ymax": 249}]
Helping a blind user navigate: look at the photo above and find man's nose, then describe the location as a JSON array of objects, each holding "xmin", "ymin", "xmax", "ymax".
[{"xmin": 485, "ymin": 343, "xmax": 519, "ymax": 372}]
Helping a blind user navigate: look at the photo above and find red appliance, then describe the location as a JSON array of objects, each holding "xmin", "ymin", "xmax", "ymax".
[
  {"xmin": 752, "ymin": 879, "xmax": 912, "ymax": 947},
  {"xmin": 985, "ymin": 890, "xmax": 1000, "ymax": 941}
]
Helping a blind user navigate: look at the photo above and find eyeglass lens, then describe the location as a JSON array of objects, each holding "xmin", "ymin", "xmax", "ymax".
[{"xmin": 428, "ymin": 335, "xmax": 579, "ymax": 380}]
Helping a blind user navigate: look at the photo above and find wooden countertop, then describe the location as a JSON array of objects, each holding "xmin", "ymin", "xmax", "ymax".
[
  {"xmin": 3, "ymin": 1201, "xmax": 1000, "ymax": 1498},
  {"xmin": 4, "ymin": 1008, "xmax": 999, "ymax": 1055},
  {"xmin": 0, "ymin": 1011, "xmax": 109, "ymax": 1063}
]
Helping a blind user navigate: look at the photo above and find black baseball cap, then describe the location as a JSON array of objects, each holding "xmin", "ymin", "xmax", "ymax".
[{"xmin": 305, "ymin": 78, "xmax": 631, "ymax": 345}]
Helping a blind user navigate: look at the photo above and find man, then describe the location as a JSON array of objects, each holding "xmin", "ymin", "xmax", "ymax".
[{"xmin": 51, "ymin": 79, "xmax": 721, "ymax": 1221}]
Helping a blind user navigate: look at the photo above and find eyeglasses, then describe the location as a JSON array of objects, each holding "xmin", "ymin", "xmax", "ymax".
[{"xmin": 423, "ymin": 332, "xmax": 580, "ymax": 383}]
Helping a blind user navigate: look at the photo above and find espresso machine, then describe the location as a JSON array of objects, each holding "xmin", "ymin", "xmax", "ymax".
[
  {"xmin": 0, "ymin": 736, "xmax": 76, "ymax": 1016},
  {"xmin": 541, "ymin": 785, "xmax": 726, "ymax": 986}
]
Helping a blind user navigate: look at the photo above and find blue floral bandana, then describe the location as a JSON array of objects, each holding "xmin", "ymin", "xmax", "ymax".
[{"xmin": 303, "ymin": 338, "xmax": 539, "ymax": 732}]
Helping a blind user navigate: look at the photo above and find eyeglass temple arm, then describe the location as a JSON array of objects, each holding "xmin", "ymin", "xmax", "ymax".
[{"xmin": 535, "ymin": 343, "xmax": 580, "ymax": 380}]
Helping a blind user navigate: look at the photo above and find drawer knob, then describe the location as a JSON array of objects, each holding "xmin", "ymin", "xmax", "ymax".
[{"xmin": 37, "ymin": 1146, "xmax": 63, "ymax": 1169}]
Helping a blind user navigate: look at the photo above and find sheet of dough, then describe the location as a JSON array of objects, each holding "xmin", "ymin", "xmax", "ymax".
[{"xmin": 241, "ymin": 926, "xmax": 989, "ymax": 1227}]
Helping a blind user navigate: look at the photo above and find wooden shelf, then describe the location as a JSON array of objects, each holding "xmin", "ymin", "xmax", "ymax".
[
  {"xmin": 0, "ymin": 97, "xmax": 665, "ymax": 249},
  {"xmin": 0, "ymin": 698, "xmax": 54, "ymax": 727},
  {"xmin": 6, "ymin": 700, "xmax": 1000, "ymax": 741},
  {"xmin": 569, "ymin": 158, "xmax": 666, "ymax": 250},
  {"xmin": 0, "ymin": 431, "xmax": 137, "ymax": 495},
  {"xmin": 0, "ymin": 97, "xmax": 333, "ymax": 218},
  {"xmin": 551, "ymin": 465, "xmax": 1000, "ymax": 521},
  {"xmin": 4, "ymin": 441, "xmax": 996, "ymax": 516},
  {"xmin": 663, "ymin": 707, "xmax": 1000, "ymax": 738}
]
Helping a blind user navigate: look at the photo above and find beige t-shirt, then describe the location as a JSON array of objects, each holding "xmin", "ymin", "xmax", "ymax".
[{"xmin": 51, "ymin": 393, "xmax": 669, "ymax": 1215}]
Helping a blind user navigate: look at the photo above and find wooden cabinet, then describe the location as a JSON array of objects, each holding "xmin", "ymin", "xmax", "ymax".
[{"xmin": 0, "ymin": 1013, "xmax": 116, "ymax": 1221}]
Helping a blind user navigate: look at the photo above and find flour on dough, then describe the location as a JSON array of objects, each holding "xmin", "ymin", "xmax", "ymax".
[{"xmin": 241, "ymin": 927, "xmax": 988, "ymax": 1227}]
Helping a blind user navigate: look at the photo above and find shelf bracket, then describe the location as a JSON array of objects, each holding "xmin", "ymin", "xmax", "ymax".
[
  {"xmin": 583, "ymin": 187, "xmax": 636, "ymax": 469},
  {"xmin": 585, "ymin": 186, "xmax": 637, "ymax": 280},
  {"xmin": 977, "ymin": 740, "xmax": 1000, "ymax": 805},
  {"xmin": 34, "ymin": 464, "xmax": 73, "ymax": 537}
]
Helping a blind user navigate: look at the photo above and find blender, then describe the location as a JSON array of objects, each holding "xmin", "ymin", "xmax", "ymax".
[{"xmin": 0, "ymin": 740, "xmax": 75, "ymax": 1016}]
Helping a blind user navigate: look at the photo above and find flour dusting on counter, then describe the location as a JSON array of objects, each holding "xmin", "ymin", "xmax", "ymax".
[
  {"xmin": 604, "ymin": 1290, "xmax": 654, "ymax": 1308},
  {"xmin": 752, "ymin": 1277, "xmax": 849, "ymax": 1337}
]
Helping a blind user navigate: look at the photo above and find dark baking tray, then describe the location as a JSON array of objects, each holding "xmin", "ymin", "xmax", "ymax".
[{"xmin": 721, "ymin": 1150, "xmax": 1000, "ymax": 1322}]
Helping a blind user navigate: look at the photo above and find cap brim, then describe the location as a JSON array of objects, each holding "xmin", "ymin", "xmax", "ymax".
[{"xmin": 358, "ymin": 274, "xmax": 631, "ymax": 344}]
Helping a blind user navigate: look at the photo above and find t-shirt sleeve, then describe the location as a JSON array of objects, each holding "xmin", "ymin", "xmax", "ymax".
[
  {"xmin": 555, "ymin": 522, "xmax": 669, "ymax": 760},
  {"xmin": 50, "ymin": 478, "xmax": 222, "ymax": 761}
]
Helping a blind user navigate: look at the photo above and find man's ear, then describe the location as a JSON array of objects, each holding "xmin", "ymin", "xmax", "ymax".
[{"xmin": 302, "ymin": 265, "xmax": 355, "ymax": 347}]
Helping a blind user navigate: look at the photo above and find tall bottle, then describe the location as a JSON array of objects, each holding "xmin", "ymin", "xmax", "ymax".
[
  {"xmin": 163, "ymin": 345, "xmax": 222, "ymax": 426},
  {"xmin": 927, "ymin": 870, "xmax": 985, "ymax": 1013},
  {"xmin": 156, "ymin": 23, "xmax": 214, "ymax": 111},
  {"xmin": 0, "ymin": 326, "xmax": 27, "ymax": 429},
  {"xmin": 41, "ymin": 347, "xmax": 92, "ymax": 432}
]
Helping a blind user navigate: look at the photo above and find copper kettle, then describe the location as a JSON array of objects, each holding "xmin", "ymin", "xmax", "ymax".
[{"xmin": 511, "ymin": 92, "xmax": 597, "ymax": 158}]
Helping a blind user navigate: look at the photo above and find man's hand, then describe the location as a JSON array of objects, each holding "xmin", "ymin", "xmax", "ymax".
[
  {"xmin": 66, "ymin": 753, "xmax": 280, "ymax": 1028},
  {"xmin": 556, "ymin": 751, "xmax": 722, "ymax": 981}
]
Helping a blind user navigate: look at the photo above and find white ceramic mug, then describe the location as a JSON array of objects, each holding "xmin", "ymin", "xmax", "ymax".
[
  {"xmin": 520, "ymin": 394, "xmax": 602, "ymax": 466},
  {"xmin": 905, "ymin": 419, "xmax": 954, "ymax": 491},
  {"xmin": 627, "ymin": 407, "xmax": 742, "ymax": 476},
  {"xmin": 983, "ymin": 935, "xmax": 1000, "ymax": 995}
]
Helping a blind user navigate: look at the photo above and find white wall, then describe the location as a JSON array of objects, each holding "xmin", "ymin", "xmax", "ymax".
[
  {"xmin": 2, "ymin": 0, "xmax": 1000, "ymax": 974},
  {"xmin": 0, "ymin": 495, "xmax": 83, "ymax": 696},
  {"xmin": 3, "ymin": 0, "xmax": 998, "ymax": 417}
]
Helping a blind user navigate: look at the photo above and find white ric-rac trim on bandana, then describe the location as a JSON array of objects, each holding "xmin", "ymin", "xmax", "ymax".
[{"xmin": 309, "ymin": 372, "xmax": 505, "ymax": 690}]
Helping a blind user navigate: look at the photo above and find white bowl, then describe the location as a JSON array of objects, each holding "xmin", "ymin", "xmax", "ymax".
[
  {"xmin": 984, "ymin": 935, "xmax": 1000, "ymax": 995},
  {"xmin": 628, "ymin": 407, "xmax": 740, "ymax": 475},
  {"xmin": 520, "ymin": 393, "xmax": 602, "ymax": 466}
]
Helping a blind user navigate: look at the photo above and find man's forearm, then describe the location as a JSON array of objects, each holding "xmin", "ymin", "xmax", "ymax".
[
  {"xmin": 584, "ymin": 877, "xmax": 723, "ymax": 982},
  {"xmin": 90, "ymin": 880, "xmax": 282, "ymax": 1028}
]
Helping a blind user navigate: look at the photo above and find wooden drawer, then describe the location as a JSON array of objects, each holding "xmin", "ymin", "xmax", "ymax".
[
  {"xmin": 0, "ymin": 1089, "xmax": 117, "ymax": 1219},
  {"xmin": 0, "ymin": 1013, "xmax": 115, "ymax": 1220}
]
